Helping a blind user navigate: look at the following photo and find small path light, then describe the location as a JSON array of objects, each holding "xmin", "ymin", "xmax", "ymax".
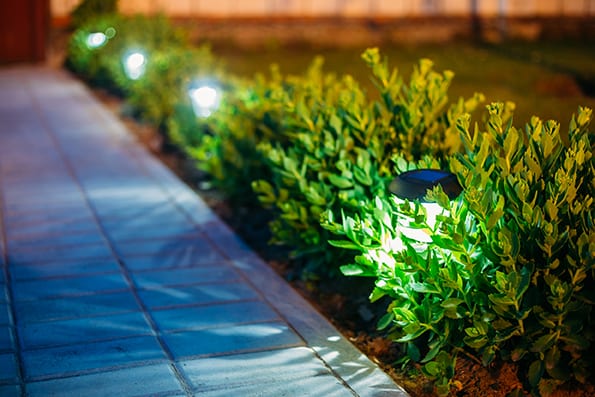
[
  {"xmin": 123, "ymin": 51, "xmax": 146, "ymax": 80},
  {"xmin": 86, "ymin": 32, "xmax": 107, "ymax": 49},
  {"xmin": 188, "ymin": 81, "xmax": 221, "ymax": 118},
  {"xmin": 389, "ymin": 169, "xmax": 462, "ymax": 242}
]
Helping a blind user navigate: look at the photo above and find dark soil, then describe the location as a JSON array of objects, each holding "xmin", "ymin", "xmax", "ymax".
[{"xmin": 94, "ymin": 88, "xmax": 594, "ymax": 397}]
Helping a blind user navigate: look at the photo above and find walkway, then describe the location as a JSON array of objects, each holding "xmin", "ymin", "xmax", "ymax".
[{"xmin": 0, "ymin": 66, "xmax": 407, "ymax": 397}]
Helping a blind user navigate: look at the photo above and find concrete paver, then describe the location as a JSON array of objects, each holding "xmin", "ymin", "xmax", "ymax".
[{"xmin": 0, "ymin": 66, "xmax": 408, "ymax": 396}]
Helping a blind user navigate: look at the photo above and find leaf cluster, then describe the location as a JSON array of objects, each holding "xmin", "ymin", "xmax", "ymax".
[
  {"xmin": 251, "ymin": 49, "xmax": 483, "ymax": 278},
  {"xmin": 324, "ymin": 104, "xmax": 594, "ymax": 395}
]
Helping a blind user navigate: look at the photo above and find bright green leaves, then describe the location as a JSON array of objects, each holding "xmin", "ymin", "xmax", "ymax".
[
  {"xmin": 451, "ymin": 103, "xmax": 595, "ymax": 392},
  {"xmin": 248, "ymin": 48, "xmax": 482, "ymax": 279},
  {"xmin": 326, "ymin": 102, "xmax": 594, "ymax": 394}
]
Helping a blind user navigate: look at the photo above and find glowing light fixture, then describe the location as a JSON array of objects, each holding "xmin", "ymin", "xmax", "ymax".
[
  {"xmin": 86, "ymin": 32, "xmax": 107, "ymax": 49},
  {"xmin": 389, "ymin": 169, "xmax": 462, "ymax": 243},
  {"xmin": 188, "ymin": 82, "xmax": 221, "ymax": 117},
  {"xmin": 123, "ymin": 51, "xmax": 146, "ymax": 80}
]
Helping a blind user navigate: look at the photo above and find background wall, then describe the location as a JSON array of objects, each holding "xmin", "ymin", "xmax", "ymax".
[{"xmin": 50, "ymin": 0, "xmax": 595, "ymax": 19}]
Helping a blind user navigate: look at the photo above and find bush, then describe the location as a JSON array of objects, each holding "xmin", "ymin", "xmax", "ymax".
[
  {"xmin": 66, "ymin": 14, "xmax": 192, "ymax": 95},
  {"xmin": 322, "ymin": 104, "xmax": 594, "ymax": 395},
  {"xmin": 125, "ymin": 44, "xmax": 221, "ymax": 129},
  {"xmin": 70, "ymin": 0, "xmax": 118, "ymax": 29},
  {"xmin": 169, "ymin": 70, "xmax": 279, "ymax": 203},
  {"xmin": 252, "ymin": 48, "xmax": 483, "ymax": 278}
]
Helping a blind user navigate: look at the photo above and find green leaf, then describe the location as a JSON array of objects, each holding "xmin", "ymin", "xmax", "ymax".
[
  {"xmin": 407, "ymin": 342, "xmax": 421, "ymax": 362},
  {"xmin": 328, "ymin": 239, "xmax": 361, "ymax": 250},
  {"xmin": 528, "ymin": 360, "xmax": 544, "ymax": 388},
  {"xmin": 377, "ymin": 312, "xmax": 394, "ymax": 330},
  {"xmin": 530, "ymin": 333, "xmax": 557, "ymax": 353},
  {"xmin": 328, "ymin": 174, "xmax": 353, "ymax": 189},
  {"xmin": 423, "ymin": 361, "xmax": 441, "ymax": 377},
  {"xmin": 410, "ymin": 282, "xmax": 441, "ymax": 294}
]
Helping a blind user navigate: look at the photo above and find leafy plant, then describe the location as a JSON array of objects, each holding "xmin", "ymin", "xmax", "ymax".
[
  {"xmin": 125, "ymin": 44, "xmax": 221, "ymax": 129},
  {"xmin": 66, "ymin": 14, "xmax": 191, "ymax": 95},
  {"xmin": 253, "ymin": 48, "xmax": 483, "ymax": 278},
  {"xmin": 173, "ymin": 70, "xmax": 283, "ymax": 204},
  {"xmin": 322, "ymin": 103, "xmax": 594, "ymax": 395},
  {"xmin": 452, "ymin": 104, "xmax": 595, "ymax": 393},
  {"xmin": 70, "ymin": 0, "xmax": 118, "ymax": 29}
]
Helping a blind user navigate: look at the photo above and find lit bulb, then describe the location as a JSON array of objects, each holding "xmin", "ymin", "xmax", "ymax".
[
  {"xmin": 189, "ymin": 84, "xmax": 221, "ymax": 117},
  {"xmin": 86, "ymin": 32, "xmax": 107, "ymax": 49},
  {"xmin": 395, "ymin": 199, "xmax": 445, "ymax": 243},
  {"xmin": 124, "ymin": 52, "xmax": 146, "ymax": 80}
]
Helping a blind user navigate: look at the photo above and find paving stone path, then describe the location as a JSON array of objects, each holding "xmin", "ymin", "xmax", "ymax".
[{"xmin": 0, "ymin": 66, "xmax": 408, "ymax": 397}]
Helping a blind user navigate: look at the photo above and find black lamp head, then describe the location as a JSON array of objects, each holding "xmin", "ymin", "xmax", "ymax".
[{"xmin": 389, "ymin": 169, "xmax": 462, "ymax": 202}]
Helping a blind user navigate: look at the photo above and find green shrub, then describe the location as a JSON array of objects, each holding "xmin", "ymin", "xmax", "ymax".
[
  {"xmin": 70, "ymin": 0, "xmax": 118, "ymax": 29},
  {"xmin": 125, "ymin": 44, "xmax": 221, "ymax": 129},
  {"xmin": 65, "ymin": 14, "xmax": 122, "ymax": 88},
  {"xmin": 322, "ymin": 104, "xmax": 594, "ymax": 395},
  {"xmin": 172, "ymin": 64, "xmax": 293, "ymax": 204},
  {"xmin": 253, "ymin": 48, "xmax": 483, "ymax": 278},
  {"xmin": 66, "ymin": 14, "xmax": 190, "ymax": 95}
]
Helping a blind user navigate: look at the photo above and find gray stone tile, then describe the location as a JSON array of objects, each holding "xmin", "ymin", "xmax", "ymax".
[
  {"xmin": 4, "ymin": 207, "xmax": 94, "ymax": 227},
  {"xmin": 8, "ymin": 243, "xmax": 113, "ymax": 265},
  {"xmin": 15, "ymin": 292, "xmax": 140, "ymax": 324},
  {"xmin": 20, "ymin": 312, "xmax": 152, "ymax": 349},
  {"xmin": 90, "ymin": 196, "xmax": 172, "ymax": 218},
  {"xmin": 10, "ymin": 259, "xmax": 121, "ymax": 281},
  {"xmin": 0, "ymin": 326, "xmax": 14, "ymax": 352},
  {"xmin": 87, "ymin": 186, "xmax": 169, "ymax": 206},
  {"xmin": 163, "ymin": 322, "xmax": 304, "ymax": 359},
  {"xmin": 181, "ymin": 347, "xmax": 353, "ymax": 397},
  {"xmin": 0, "ymin": 304, "xmax": 10, "ymax": 325},
  {"xmin": 104, "ymin": 222, "xmax": 200, "ymax": 242},
  {"xmin": 12, "ymin": 273, "xmax": 129, "ymax": 301},
  {"xmin": 132, "ymin": 266, "xmax": 240, "ymax": 289},
  {"xmin": 113, "ymin": 236, "xmax": 217, "ymax": 258},
  {"xmin": 182, "ymin": 347, "xmax": 337, "ymax": 390},
  {"xmin": 193, "ymin": 380, "xmax": 353, "ymax": 397},
  {"xmin": 0, "ymin": 385, "xmax": 20, "ymax": 397},
  {"xmin": 152, "ymin": 301, "xmax": 279, "ymax": 332},
  {"xmin": 23, "ymin": 335, "xmax": 167, "ymax": 380},
  {"xmin": 7, "ymin": 230, "xmax": 107, "ymax": 251},
  {"xmin": 26, "ymin": 363, "xmax": 182, "ymax": 397},
  {"xmin": 100, "ymin": 205, "xmax": 190, "ymax": 226},
  {"xmin": 122, "ymin": 249, "xmax": 227, "ymax": 270},
  {"xmin": 0, "ymin": 353, "xmax": 18, "ymax": 383},
  {"xmin": 3, "ymin": 200, "xmax": 90, "ymax": 218},
  {"xmin": 138, "ymin": 282, "xmax": 259, "ymax": 309},
  {"xmin": 5, "ymin": 217, "xmax": 98, "ymax": 239}
]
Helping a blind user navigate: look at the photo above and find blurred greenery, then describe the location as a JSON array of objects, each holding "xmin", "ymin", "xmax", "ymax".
[{"xmin": 212, "ymin": 40, "xmax": 595, "ymax": 126}]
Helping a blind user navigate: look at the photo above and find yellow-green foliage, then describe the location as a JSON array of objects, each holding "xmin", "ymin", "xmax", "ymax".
[
  {"xmin": 323, "ymin": 104, "xmax": 594, "ymax": 395},
  {"xmin": 252, "ymin": 49, "xmax": 483, "ymax": 277}
]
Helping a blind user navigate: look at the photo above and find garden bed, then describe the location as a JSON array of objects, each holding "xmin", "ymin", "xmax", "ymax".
[{"xmin": 93, "ymin": 87, "xmax": 594, "ymax": 397}]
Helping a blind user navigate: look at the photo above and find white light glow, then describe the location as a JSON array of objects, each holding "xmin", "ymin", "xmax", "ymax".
[
  {"xmin": 189, "ymin": 84, "xmax": 221, "ymax": 117},
  {"xmin": 86, "ymin": 32, "xmax": 107, "ymax": 49},
  {"xmin": 124, "ymin": 52, "xmax": 146, "ymax": 80},
  {"xmin": 396, "ymin": 199, "xmax": 445, "ymax": 243}
]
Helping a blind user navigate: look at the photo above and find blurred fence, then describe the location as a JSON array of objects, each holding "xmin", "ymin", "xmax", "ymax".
[{"xmin": 51, "ymin": 0, "xmax": 595, "ymax": 19}]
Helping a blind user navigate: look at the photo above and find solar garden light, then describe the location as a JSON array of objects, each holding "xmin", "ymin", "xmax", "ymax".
[
  {"xmin": 389, "ymin": 169, "xmax": 462, "ymax": 243},
  {"xmin": 86, "ymin": 32, "xmax": 107, "ymax": 49},
  {"xmin": 188, "ymin": 80, "xmax": 221, "ymax": 118},
  {"xmin": 123, "ymin": 51, "xmax": 147, "ymax": 80}
]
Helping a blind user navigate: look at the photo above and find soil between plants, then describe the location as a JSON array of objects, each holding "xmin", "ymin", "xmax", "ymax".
[{"xmin": 94, "ymin": 88, "xmax": 594, "ymax": 397}]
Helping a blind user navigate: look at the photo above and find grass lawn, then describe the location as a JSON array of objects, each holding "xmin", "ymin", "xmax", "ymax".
[{"xmin": 211, "ymin": 39, "xmax": 595, "ymax": 128}]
